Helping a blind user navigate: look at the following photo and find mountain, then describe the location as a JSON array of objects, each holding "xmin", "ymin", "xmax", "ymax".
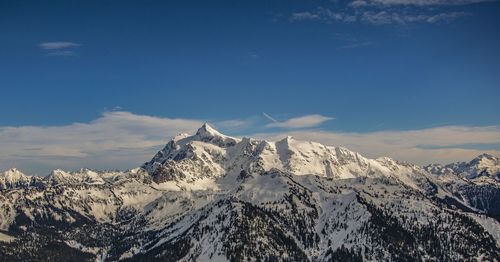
[
  {"xmin": 425, "ymin": 154, "xmax": 500, "ymax": 221},
  {"xmin": 0, "ymin": 168, "xmax": 41, "ymax": 190},
  {"xmin": 0, "ymin": 124, "xmax": 499, "ymax": 261},
  {"xmin": 426, "ymin": 153, "xmax": 500, "ymax": 183}
]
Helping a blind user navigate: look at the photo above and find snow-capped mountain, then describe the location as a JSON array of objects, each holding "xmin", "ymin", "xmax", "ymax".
[
  {"xmin": 425, "ymin": 154, "xmax": 500, "ymax": 221},
  {"xmin": 426, "ymin": 153, "xmax": 500, "ymax": 183},
  {"xmin": 0, "ymin": 168, "xmax": 42, "ymax": 190},
  {"xmin": 0, "ymin": 124, "xmax": 499, "ymax": 261},
  {"xmin": 143, "ymin": 124, "xmax": 435, "ymax": 192}
]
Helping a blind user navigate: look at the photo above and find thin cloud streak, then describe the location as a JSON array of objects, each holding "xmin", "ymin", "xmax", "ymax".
[
  {"xmin": 361, "ymin": 11, "xmax": 467, "ymax": 25},
  {"xmin": 262, "ymin": 112, "xmax": 278, "ymax": 123},
  {"xmin": 39, "ymin": 41, "xmax": 81, "ymax": 57},
  {"xmin": 266, "ymin": 114, "xmax": 334, "ymax": 128},
  {"xmin": 39, "ymin": 42, "xmax": 81, "ymax": 50}
]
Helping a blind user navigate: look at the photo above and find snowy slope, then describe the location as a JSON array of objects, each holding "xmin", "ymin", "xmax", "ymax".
[
  {"xmin": 143, "ymin": 124, "xmax": 437, "ymax": 193},
  {"xmin": 426, "ymin": 153, "xmax": 500, "ymax": 184},
  {"xmin": 0, "ymin": 124, "xmax": 499, "ymax": 261},
  {"xmin": 0, "ymin": 168, "xmax": 41, "ymax": 190},
  {"xmin": 425, "ymin": 154, "xmax": 500, "ymax": 220}
]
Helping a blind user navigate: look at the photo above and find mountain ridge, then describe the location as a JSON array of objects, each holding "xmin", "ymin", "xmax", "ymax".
[{"xmin": 0, "ymin": 124, "xmax": 499, "ymax": 261}]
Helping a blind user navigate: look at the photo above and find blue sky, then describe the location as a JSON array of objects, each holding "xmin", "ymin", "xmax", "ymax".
[{"xmin": 1, "ymin": 0, "xmax": 499, "ymax": 173}]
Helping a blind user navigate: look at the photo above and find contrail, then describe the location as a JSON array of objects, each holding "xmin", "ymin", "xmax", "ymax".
[{"xmin": 262, "ymin": 112, "xmax": 278, "ymax": 123}]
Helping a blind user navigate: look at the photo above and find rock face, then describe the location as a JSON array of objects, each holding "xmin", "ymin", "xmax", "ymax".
[{"xmin": 0, "ymin": 124, "xmax": 499, "ymax": 261}]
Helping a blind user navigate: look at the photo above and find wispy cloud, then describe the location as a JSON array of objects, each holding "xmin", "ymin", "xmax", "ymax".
[
  {"xmin": 0, "ymin": 112, "xmax": 203, "ymax": 174},
  {"xmin": 216, "ymin": 119, "xmax": 253, "ymax": 129},
  {"xmin": 290, "ymin": 8, "xmax": 357, "ymax": 23},
  {"xmin": 289, "ymin": 11, "xmax": 321, "ymax": 22},
  {"xmin": 290, "ymin": 7, "xmax": 468, "ymax": 25},
  {"xmin": 288, "ymin": 0, "xmax": 485, "ymax": 26},
  {"xmin": 39, "ymin": 41, "xmax": 81, "ymax": 56},
  {"xmin": 39, "ymin": 42, "xmax": 80, "ymax": 50},
  {"xmin": 265, "ymin": 114, "xmax": 334, "ymax": 129},
  {"xmin": 351, "ymin": 0, "xmax": 493, "ymax": 7},
  {"xmin": 361, "ymin": 11, "xmax": 467, "ymax": 25}
]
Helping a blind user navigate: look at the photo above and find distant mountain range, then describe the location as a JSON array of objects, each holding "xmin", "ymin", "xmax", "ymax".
[{"xmin": 1, "ymin": 124, "xmax": 499, "ymax": 261}]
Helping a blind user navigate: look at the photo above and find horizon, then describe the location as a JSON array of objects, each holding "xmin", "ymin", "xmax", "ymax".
[
  {"xmin": 1, "ymin": 0, "xmax": 499, "ymax": 174},
  {"xmin": 1, "ymin": 117, "xmax": 499, "ymax": 175}
]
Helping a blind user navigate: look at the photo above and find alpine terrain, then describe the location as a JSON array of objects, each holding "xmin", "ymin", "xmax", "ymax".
[{"xmin": 0, "ymin": 124, "xmax": 499, "ymax": 261}]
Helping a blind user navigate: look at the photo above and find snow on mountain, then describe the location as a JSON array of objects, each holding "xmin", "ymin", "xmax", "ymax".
[
  {"xmin": 143, "ymin": 124, "xmax": 436, "ymax": 193},
  {"xmin": 45, "ymin": 168, "xmax": 112, "ymax": 186},
  {"xmin": 425, "ymin": 154, "xmax": 500, "ymax": 220},
  {"xmin": 0, "ymin": 124, "xmax": 499, "ymax": 261},
  {"xmin": 426, "ymin": 153, "xmax": 500, "ymax": 184},
  {"xmin": 0, "ymin": 168, "xmax": 39, "ymax": 190}
]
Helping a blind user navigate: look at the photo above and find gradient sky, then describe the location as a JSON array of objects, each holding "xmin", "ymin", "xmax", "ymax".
[{"xmin": 1, "ymin": 0, "xmax": 499, "ymax": 174}]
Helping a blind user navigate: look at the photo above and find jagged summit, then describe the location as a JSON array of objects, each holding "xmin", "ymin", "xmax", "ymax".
[
  {"xmin": 277, "ymin": 135, "xmax": 295, "ymax": 144},
  {"xmin": 470, "ymin": 153, "xmax": 498, "ymax": 165},
  {"xmin": 0, "ymin": 168, "xmax": 36, "ymax": 190},
  {"xmin": 173, "ymin": 133, "xmax": 190, "ymax": 142},
  {"xmin": 142, "ymin": 126, "xmax": 441, "ymax": 193},
  {"xmin": 460, "ymin": 153, "xmax": 499, "ymax": 180},
  {"xmin": 424, "ymin": 153, "xmax": 500, "ymax": 183},
  {"xmin": 477, "ymin": 153, "xmax": 497, "ymax": 159},
  {"xmin": 192, "ymin": 123, "xmax": 238, "ymax": 147},
  {"xmin": 1, "ymin": 167, "xmax": 20, "ymax": 175},
  {"xmin": 0, "ymin": 168, "xmax": 25, "ymax": 179},
  {"xmin": 195, "ymin": 123, "xmax": 222, "ymax": 137}
]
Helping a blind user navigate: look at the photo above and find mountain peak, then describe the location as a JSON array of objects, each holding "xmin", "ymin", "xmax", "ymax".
[
  {"xmin": 0, "ymin": 168, "xmax": 32, "ymax": 189},
  {"xmin": 474, "ymin": 153, "xmax": 497, "ymax": 161},
  {"xmin": 431, "ymin": 153, "xmax": 500, "ymax": 181},
  {"xmin": 277, "ymin": 135, "xmax": 294, "ymax": 145},
  {"xmin": 196, "ymin": 123, "xmax": 223, "ymax": 138},
  {"xmin": 468, "ymin": 153, "xmax": 498, "ymax": 168},
  {"xmin": 1, "ymin": 168, "xmax": 25, "ymax": 177}
]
